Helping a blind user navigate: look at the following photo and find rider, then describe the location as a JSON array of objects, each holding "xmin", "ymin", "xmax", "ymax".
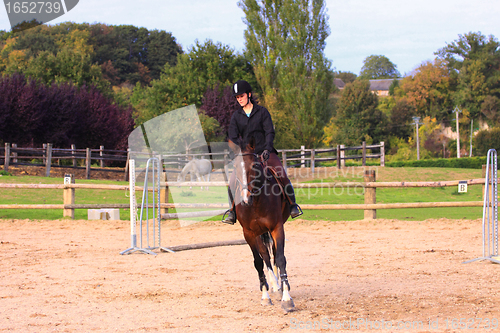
[{"xmin": 222, "ymin": 79, "xmax": 303, "ymax": 224}]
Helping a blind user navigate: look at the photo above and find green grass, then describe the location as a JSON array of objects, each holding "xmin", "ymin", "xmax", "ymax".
[
  {"xmin": 0, "ymin": 166, "xmax": 486, "ymax": 221},
  {"xmin": 0, "ymin": 175, "xmax": 132, "ymax": 220}
]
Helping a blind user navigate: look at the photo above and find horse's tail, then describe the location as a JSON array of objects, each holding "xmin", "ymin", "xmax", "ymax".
[{"xmin": 260, "ymin": 231, "xmax": 273, "ymax": 255}]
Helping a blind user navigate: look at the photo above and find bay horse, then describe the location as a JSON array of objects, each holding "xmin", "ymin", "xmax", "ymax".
[{"xmin": 230, "ymin": 137, "xmax": 295, "ymax": 312}]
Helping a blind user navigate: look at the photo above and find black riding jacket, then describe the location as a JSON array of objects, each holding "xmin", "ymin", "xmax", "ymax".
[{"xmin": 228, "ymin": 104, "xmax": 276, "ymax": 155}]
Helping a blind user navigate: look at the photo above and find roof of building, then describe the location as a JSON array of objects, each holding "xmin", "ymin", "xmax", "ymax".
[
  {"xmin": 369, "ymin": 78, "xmax": 403, "ymax": 91},
  {"xmin": 333, "ymin": 78, "xmax": 345, "ymax": 89}
]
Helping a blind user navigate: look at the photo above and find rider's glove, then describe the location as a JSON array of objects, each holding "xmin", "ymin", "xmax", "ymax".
[{"xmin": 262, "ymin": 150, "xmax": 270, "ymax": 161}]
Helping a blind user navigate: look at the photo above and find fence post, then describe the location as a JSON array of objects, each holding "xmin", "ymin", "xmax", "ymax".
[
  {"xmin": 71, "ymin": 144, "xmax": 77, "ymax": 168},
  {"xmin": 45, "ymin": 143, "xmax": 52, "ymax": 177},
  {"xmin": 362, "ymin": 141, "xmax": 366, "ymax": 166},
  {"xmin": 311, "ymin": 149, "xmax": 315, "ymax": 174},
  {"xmin": 100, "ymin": 145, "xmax": 104, "ymax": 168},
  {"xmin": 4, "ymin": 143, "xmax": 10, "ymax": 172},
  {"xmin": 42, "ymin": 143, "xmax": 47, "ymax": 165},
  {"xmin": 340, "ymin": 144, "xmax": 345, "ymax": 168},
  {"xmin": 301, "ymin": 145, "xmax": 305, "ymax": 168},
  {"xmin": 364, "ymin": 170, "xmax": 376, "ymax": 220},
  {"xmin": 63, "ymin": 174, "xmax": 75, "ymax": 219},
  {"xmin": 380, "ymin": 141, "xmax": 385, "ymax": 167},
  {"xmin": 85, "ymin": 148, "xmax": 91, "ymax": 179},
  {"xmin": 11, "ymin": 144, "xmax": 17, "ymax": 163},
  {"xmin": 336, "ymin": 145, "xmax": 341, "ymax": 169},
  {"xmin": 124, "ymin": 149, "xmax": 130, "ymax": 181},
  {"xmin": 160, "ymin": 172, "xmax": 169, "ymax": 215},
  {"xmin": 282, "ymin": 151, "xmax": 287, "ymax": 173}
]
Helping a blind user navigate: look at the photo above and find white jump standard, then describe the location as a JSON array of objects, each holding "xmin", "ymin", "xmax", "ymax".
[
  {"xmin": 121, "ymin": 158, "xmax": 173, "ymax": 255},
  {"xmin": 464, "ymin": 149, "xmax": 499, "ymax": 264}
]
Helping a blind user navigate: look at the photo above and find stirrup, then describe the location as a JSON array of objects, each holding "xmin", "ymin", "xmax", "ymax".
[
  {"xmin": 290, "ymin": 204, "xmax": 303, "ymax": 218},
  {"xmin": 222, "ymin": 210, "xmax": 236, "ymax": 224}
]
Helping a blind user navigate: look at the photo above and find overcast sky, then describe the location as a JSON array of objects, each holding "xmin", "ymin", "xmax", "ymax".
[{"xmin": 1, "ymin": 0, "xmax": 499, "ymax": 76}]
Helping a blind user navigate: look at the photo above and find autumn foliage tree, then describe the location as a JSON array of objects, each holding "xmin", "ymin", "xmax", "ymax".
[{"xmin": 396, "ymin": 59, "xmax": 454, "ymax": 122}]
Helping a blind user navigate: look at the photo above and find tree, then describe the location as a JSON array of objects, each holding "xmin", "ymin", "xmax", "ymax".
[
  {"xmin": 331, "ymin": 80, "xmax": 388, "ymax": 145},
  {"xmin": 11, "ymin": 19, "xmax": 43, "ymax": 33},
  {"xmin": 436, "ymin": 32, "xmax": 500, "ymax": 120},
  {"xmin": 200, "ymin": 83, "xmax": 239, "ymax": 136},
  {"xmin": 131, "ymin": 39, "xmax": 254, "ymax": 125},
  {"xmin": 1, "ymin": 27, "xmax": 111, "ymax": 95},
  {"xmin": 359, "ymin": 55, "xmax": 400, "ymax": 79},
  {"xmin": 388, "ymin": 98, "xmax": 415, "ymax": 140},
  {"xmin": 88, "ymin": 23, "xmax": 182, "ymax": 84},
  {"xmin": 0, "ymin": 73, "xmax": 134, "ymax": 149},
  {"xmin": 239, "ymin": 0, "xmax": 334, "ymax": 148},
  {"xmin": 2, "ymin": 22, "xmax": 183, "ymax": 87},
  {"xmin": 335, "ymin": 71, "xmax": 357, "ymax": 84},
  {"xmin": 397, "ymin": 59, "xmax": 454, "ymax": 121}
]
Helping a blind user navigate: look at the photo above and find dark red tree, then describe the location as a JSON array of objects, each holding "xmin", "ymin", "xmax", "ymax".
[
  {"xmin": 0, "ymin": 74, "xmax": 134, "ymax": 150},
  {"xmin": 200, "ymin": 83, "xmax": 239, "ymax": 136}
]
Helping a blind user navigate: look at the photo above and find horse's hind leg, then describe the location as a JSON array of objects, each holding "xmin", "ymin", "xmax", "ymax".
[
  {"xmin": 271, "ymin": 224, "xmax": 295, "ymax": 312},
  {"xmin": 260, "ymin": 233, "xmax": 280, "ymax": 293},
  {"xmin": 244, "ymin": 232, "xmax": 272, "ymax": 306}
]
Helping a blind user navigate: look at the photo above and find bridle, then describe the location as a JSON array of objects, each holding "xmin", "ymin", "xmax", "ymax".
[{"xmin": 235, "ymin": 152, "xmax": 267, "ymax": 204}]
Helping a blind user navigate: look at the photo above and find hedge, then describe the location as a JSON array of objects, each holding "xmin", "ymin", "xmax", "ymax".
[{"xmin": 386, "ymin": 157, "xmax": 489, "ymax": 169}]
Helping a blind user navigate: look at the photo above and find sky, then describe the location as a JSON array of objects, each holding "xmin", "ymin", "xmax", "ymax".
[{"xmin": 1, "ymin": 0, "xmax": 499, "ymax": 76}]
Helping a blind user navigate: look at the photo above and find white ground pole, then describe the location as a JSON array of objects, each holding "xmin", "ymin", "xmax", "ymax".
[
  {"xmin": 121, "ymin": 158, "xmax": 173, "ymax": 255},
  {"xmin": 464, "ymin": 149, "xmax": 499, "ymax": 264}
]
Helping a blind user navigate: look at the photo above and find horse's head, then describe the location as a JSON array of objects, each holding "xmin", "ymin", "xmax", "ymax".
[{"xmin": 235, "ymin": 136, "xmax": 264, "ymax": 205}]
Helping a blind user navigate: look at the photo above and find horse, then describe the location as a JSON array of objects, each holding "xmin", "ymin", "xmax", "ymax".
[
  {"xmin": 230, "ymin": 138, "xmax": 295, "ymax": 312},
  {"xmin": 177, "ymin": 158, "xmax": 212, "ymax": 190}
]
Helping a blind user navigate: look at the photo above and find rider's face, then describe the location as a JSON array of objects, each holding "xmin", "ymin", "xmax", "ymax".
[{"xmin": 236, "ymin": 93, "xmax": 250, "ymax": 106}]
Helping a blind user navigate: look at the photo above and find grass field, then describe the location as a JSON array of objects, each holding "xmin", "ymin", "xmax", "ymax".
[{"xmin": 0, "ymin": 166, "xmax": 484, "ymax": 221}]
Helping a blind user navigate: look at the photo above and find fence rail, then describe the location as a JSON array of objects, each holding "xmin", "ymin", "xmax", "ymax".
[
  {"xmin": 2, "ymin": 141, "xmax": 385, "ymax": 180},
  {"xmin": 0, "ymin": 169, "xmax": 493, "ymax": 220}
]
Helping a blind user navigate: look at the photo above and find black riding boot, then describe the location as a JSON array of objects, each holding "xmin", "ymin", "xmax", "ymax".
[
  {"xmin": 284, "ymin": 183, "xmax": 303, "ymax": 218},
  {"xmin": 222, "ymin": 187, "xmax": 236, "ymax": 224}
]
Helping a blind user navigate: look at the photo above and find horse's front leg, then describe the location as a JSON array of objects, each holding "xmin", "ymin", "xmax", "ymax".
[
  {"xmin": 195, "ymin": 172, "xmax": 204, "ymax": 190},
  {"xmin": 271, "ymin": 224, "xmax": 295, "ymax": 312},
  {"xmin": 244, "ymin": 232, "xmax": 272, "ymax": 306}
]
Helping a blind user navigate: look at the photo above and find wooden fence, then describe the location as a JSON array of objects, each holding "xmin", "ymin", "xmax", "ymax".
[
  {"xmin": 1, "ymin": 143, "xmax": 128, "ymax": 179},
  {"xmin": 1, "ymin": 141, "xmax": 385, "ymax": 179},
  {"xmin": 0, "ymin": 170, "xmax": 491, "ymax": 220}
]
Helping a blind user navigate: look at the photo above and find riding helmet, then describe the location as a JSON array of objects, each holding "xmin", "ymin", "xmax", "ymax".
[{"xmin": 232, "ymin": 80, "xmax": 252, "ymax": 96}]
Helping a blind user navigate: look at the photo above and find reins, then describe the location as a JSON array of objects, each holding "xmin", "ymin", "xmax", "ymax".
[{"xmin": 234, "ymin": 152, "xmax": 268, "ymax": 200}]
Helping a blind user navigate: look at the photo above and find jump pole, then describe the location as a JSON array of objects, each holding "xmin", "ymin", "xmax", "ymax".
[
  {"xmin": 120, "ymin": 159, "xmax": 140, "ymax": 255},
  {"xmin": 464, "ymin": 149, "xmax": 499, "ymax": 264}
]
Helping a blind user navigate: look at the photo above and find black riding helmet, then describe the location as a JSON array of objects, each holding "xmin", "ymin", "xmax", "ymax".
[{"xmin": 232, "ymin": 80, "xmax": 252, "ymax": 96}]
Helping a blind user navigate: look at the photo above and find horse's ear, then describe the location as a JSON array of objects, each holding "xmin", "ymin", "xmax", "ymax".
[{"xmin": 228, "ymin": 139, "xmax": 241, "ymax": 154}]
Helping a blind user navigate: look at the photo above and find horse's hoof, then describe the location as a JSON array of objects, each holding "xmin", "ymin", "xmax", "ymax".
[
  {"xmin": 281, "ymin": 299, "xmax": 295, "ymax": 313},
  {"xmin": 261, "ymin": 298, "xmax": 273, "ymax": 306}
]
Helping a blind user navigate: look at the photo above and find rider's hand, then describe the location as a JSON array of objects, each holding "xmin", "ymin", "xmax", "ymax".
[{"xmin": 262, "ymin": 150, "xmax": 270, "ymax": 161}]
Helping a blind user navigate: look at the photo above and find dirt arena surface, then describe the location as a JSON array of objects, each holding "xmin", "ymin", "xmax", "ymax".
[{"xmin": 1, "ymin": 218, "xmax": 499, "ymax": 332}]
